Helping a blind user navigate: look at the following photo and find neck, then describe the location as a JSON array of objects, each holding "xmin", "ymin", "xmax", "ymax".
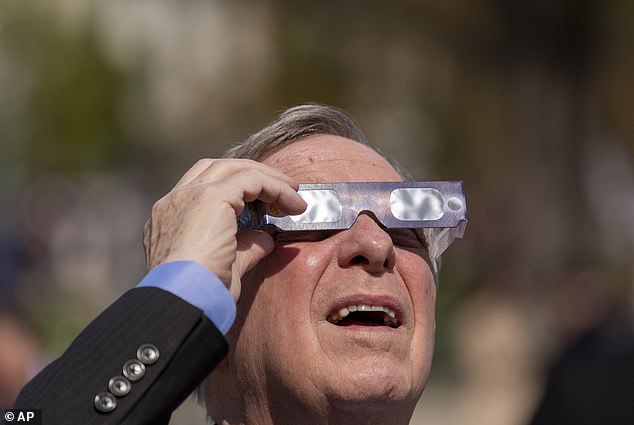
[{"xmin": 215, "ymin": 387, "xmax": 416, "ymax": 425}]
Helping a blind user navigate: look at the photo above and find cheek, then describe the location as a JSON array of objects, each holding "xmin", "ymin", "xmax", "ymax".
[
  {"xmin": 397, "ymin": 250, "xmax": 436, "ymax": 336},
  {"xmin": 393, "ymin": 253, "xmax": 436, "ymax": 393},
  {"xmin": 241, "ymin": 245, "xmax": 334, "ymax": 375},
  {"xmin": 397, "ymin": 249, "xmax": 435, "ymax": 302},
  {"xmin": 249, "ymin": 243, "xmax": 333, "ymax": 333},
  {"xmin": 258, "ymin": 244, "xmax": 330, "ymax": 288}
]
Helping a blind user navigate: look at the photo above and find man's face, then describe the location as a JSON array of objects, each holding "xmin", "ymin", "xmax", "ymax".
[{"xmin": 208, "ymin": 135, "xmax": 436, "ymax": 421}]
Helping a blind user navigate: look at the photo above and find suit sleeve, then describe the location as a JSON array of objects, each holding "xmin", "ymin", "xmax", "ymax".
[{"xmin": 14, "ymin": 286, "xmax": 228, "ymax": 425}]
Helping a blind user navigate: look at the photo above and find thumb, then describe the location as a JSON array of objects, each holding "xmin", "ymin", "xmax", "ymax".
[{"xmin": 234, "ymin": 230, "xmax": 275, "ymax": 277}]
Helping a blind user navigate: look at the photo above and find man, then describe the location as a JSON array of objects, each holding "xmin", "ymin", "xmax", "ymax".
[{"xmin": 15, "ymin": 105, "xmax": 463, "ymax": 424}]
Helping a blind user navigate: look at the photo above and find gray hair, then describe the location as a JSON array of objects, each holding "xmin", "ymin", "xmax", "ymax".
[
  {"xmin": 224, "ymin": 104, "xmax": 368, "ymax": 158},
  {"xmin": 222, "ymin": 104, "xmax": 413, "ymax": 181}
]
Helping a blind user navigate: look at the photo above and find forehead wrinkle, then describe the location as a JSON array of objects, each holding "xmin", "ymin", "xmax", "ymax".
[
  {"xmin": 262, "ymin": 136, "xmax": 401, "ymax": 182},
  {"xmin": 265, "ymin": 149, "xmax": 309, "ymax": 178}
]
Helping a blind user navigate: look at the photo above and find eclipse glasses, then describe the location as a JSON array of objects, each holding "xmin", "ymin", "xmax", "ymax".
[{"xmin": 238, "ymin": 181, "xmax": 467, "ymax": 255}]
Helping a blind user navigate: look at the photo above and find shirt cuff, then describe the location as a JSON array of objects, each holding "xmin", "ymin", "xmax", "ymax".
[{"xmin": 137, "ymin": 261, "xmax": 236, "ymax": 335}]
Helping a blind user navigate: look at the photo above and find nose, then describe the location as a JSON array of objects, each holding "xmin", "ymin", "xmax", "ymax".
[{"xmin": 337, "ymin": 212, "xmax": 396, "ymax": 274}]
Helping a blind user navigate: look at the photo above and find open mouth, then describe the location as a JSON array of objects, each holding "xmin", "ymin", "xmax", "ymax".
[{"xmin": 327, "ymin": 304, "xmax": 401, "ymax": 328}]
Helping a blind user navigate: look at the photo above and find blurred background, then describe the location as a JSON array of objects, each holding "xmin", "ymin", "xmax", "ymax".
[{"xmin": 1, "ymin": 0, "xmax": 633, "ymax": 423}]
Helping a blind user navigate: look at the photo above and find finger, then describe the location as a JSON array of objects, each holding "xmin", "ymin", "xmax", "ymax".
[
  {"xmin": 171, "ymin": 158, "xmax": 217, "ymax": 191},
  {"xmin": 192, "ymin": 159, "xmax": 299, "ymax": 190},
  {"xmin": 143, "ymin": 218, "xmax": 152, "ymax": 268},
  {"xmin": 234, "ymin": 230, "xmax": 275, "ymax": 278},
  {"xmin": 221, "ymin": 170, "xmax": 307, "ymax": 215}
]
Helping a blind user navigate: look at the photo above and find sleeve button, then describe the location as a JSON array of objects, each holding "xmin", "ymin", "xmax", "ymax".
[
  {"xmin": 108, "ymin": 376, "xmax": 132, "ymax": 397},
  {"xmin": 137, "ymin": 343, "xmax": 160, "ymax": 365},
  {"xmin": 94, "ymin": 392, "xmax": 117, "ymax": 413},
  {"xmin": 122, "ymin": 359, "xmax": 146, "ymax": 381}
]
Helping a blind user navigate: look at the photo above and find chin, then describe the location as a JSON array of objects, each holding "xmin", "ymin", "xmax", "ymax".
[
  {"xmin": 326, "ymin": 386, "xmax": 419, "ymax": 416},
  {"xmin": 323, "ymin": 358, "xmax": 425, "ymax": 411}
]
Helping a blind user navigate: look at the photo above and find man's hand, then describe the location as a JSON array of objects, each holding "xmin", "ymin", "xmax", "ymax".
[{"xmin": 143, "ymin": 159, "xmax": 307, "ymax": 302}]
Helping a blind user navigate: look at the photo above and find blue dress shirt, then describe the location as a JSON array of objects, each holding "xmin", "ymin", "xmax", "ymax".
[{"xmin": 137, "ymin": 261, "xmax": 236, "ymax": 335}]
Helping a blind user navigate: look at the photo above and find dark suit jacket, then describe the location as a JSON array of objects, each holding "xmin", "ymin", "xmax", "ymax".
[{"xmin": 14, "ymin": 286, "xmax": 228, "ymax": 425}]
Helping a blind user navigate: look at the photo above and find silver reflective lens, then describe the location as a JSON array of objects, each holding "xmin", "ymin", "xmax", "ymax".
[
  {"xmin": 289, "ymin": 190, "xmax": 342, "ymax": 223},
  {"xmin": 389, "ymin": 188, "xmax": 445, "ymax": 221}
]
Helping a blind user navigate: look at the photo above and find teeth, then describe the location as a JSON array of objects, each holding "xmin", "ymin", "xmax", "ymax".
[
  {"xmin": 327, "ymin": 304, "xmax": 399, "ymax": 327},
  {"xmin": 384, "ymin": 316, "xmax": 398, "ymax": 326},
  {"xmin": 328, "ymin": 313, "xmax": 341, "ymax": 322}
]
